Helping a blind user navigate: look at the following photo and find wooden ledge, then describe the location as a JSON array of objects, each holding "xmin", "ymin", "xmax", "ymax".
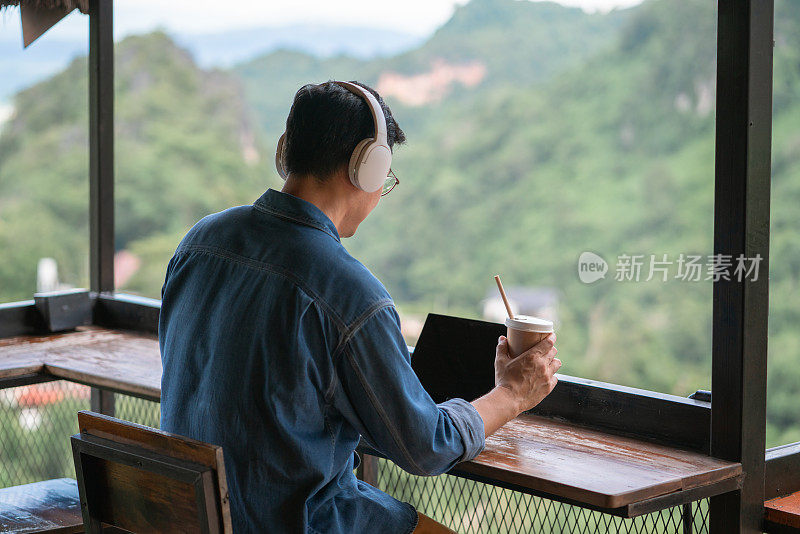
[
  {"xmin": 0, "ymin": 327, "xmax": 161, "ymax": 400},
  {"xmin": 455, "ymin": 414, "xmax": 742, "ymax": 511},
  {"xmin": 765, "ymin": 492, "xmax": 800, "ymax": 532}
]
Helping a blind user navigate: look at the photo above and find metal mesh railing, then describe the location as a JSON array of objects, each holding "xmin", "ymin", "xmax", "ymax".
[
  {"xmin": 114, "ymin": 393, "xmax": 161, "ymax": 428},
  {"xmin": 0, "ymin": 380, "xmax": 89, "ymax": 486},
  {"xmin": 374, "ymin": 457, "xmax": 710, "ymax": 534},
  {"xmin": 0, "ymin": 381, "xmax": 160, "ymax": 488},
  {"xmin": 0, "ymin": 383, "xmax": 713, "ymax": 533}
]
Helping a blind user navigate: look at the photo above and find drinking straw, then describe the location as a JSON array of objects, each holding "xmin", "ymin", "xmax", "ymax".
[{"xmin": 493, "ymin": 275, "xmax": 515, "ymax": 320}]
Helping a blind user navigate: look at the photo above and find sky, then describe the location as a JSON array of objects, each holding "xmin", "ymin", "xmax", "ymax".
[{"xmin": 1, "ymin": 0, "xmax": 644, "ymax": 40}]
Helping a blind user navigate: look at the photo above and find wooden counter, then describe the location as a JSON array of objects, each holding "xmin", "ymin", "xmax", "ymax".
[
  {"xmin": 0, "ymin": 327, "xmax": 160, "ymax": 400},
  {"xmin": 455, "ymin": 414, "xmax": 741, "ymax": 511},
  {"xmin": 1, "ymin": 327, "xmax": 742, "ymax": 515}
]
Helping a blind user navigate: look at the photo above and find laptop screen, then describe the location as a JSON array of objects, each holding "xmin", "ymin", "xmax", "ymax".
[{"xmin": 410, "ymin": 313, "xmax": 505, "ymax": 404}]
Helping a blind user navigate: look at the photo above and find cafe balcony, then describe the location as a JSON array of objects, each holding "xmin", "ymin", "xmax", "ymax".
[{"xmin": 0, "ymin": 0, "xmax": 799, "ymax": 533}]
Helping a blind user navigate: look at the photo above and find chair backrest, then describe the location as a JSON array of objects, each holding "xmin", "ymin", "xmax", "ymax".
[{"xmin": 71, "ymin": 410, "xmax": 232, "ymax": 534}]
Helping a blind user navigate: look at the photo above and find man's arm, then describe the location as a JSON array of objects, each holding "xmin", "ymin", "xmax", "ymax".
[
  {"xmin": 472, "ymin": 335, "xmax": 560, "ymax": 438},
  {"xmin": 331, "ymin": 306, "xmax": 560, "ymax": 475},
  {"xmin": 332, "ymin": 305, "xmax": 485, "ymax": 476}
]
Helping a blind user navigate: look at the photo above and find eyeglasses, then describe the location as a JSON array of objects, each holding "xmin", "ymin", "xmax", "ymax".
[{"xmin": 381, "ymin": 169, "xmax": 399, "ymax": 196}]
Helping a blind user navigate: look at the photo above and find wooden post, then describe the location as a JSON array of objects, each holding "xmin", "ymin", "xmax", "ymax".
[
  {"xmin": 682, "ymin": 503, "xmax": 693, "ymax": 534},
  {"xmin": 90, "ymin": 388, "xmax": 115, "ymax": 417},
  {"xmin": 88, "ymin": 0, "xmax": 114, "ymax": 294},
  {"xmin": 88, "ymin": 0, "xmax": 115, "ymax": 420},
  {"xmin": 356, "ymin": 454, "xmax": 379, "ymax": 488},
  {"xmin": 710, "ymin": 1, "xmax": 773, "ymax": 532}
]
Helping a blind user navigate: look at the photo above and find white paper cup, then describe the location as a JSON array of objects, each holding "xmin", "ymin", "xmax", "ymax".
[{"xmin": 504, "ymin": 315, "xmax": 554, "ymax": 358}]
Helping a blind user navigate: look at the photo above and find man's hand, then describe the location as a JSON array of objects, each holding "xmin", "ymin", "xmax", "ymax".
[
  {"xmin": 471, "ymin": 334, "xmax": 560, "ymax": 438},
  {"xmin": 495, "ymin": 334, "xmax": 560, "ymax": 413}
]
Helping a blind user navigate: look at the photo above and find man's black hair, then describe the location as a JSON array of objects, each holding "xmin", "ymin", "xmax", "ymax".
[{"xmin": 282, "ymin": 80, "xmax": 406, "ymax": 180}]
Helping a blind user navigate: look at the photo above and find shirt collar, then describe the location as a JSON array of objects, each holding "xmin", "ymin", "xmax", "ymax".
[{"xmin": 253, "ymin": 189, "xmax": 341, "ymax": 242}]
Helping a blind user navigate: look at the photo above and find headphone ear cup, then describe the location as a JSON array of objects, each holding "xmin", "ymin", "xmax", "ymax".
[
  {"xmin": 358, "ymin": 144, "xmax": 392, "ymax": 192},
  {"xmin": 275, "ymin": 133, "xmax": 288, "ymax": 180},
  {"xmin": 348, "ymin": 138, "xmax": 374, "ymax": 190}
]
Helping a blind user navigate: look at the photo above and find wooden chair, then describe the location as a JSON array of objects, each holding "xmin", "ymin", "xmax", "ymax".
[{"xmin": 70, "ymin": 410, "xmax": 232, "ymax": 533}]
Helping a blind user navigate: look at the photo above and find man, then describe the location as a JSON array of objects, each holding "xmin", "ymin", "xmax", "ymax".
[{"xmin": 159, "ymin": 80, "xmax": 560, "ymax": 533}]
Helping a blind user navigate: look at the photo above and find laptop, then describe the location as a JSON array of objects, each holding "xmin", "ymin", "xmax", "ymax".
[{"xmin": 410, "ymin": 313, "xmax": 505, "ymax": 404}]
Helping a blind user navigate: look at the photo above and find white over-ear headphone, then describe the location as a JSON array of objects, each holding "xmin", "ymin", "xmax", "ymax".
[{"xmin": 275, "ymin": 81, "xmax": 392, "ymax": 193}]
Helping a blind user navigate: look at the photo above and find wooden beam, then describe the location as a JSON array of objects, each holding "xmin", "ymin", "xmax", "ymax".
[
  {"xmin": 90, "ymin": 388, "xmax": 116, "ymax": 417},
  {"xmin": 355, "ymin": 454, "xmax": 379, "ymax": 487},
  {"xmin": 532, "ymin": 374, "xmax": 711, "ymax": 453},
  {"xmin": 0, "ymin": 300, "xmax": 44, "ymax": 338},
  {"xmin": 766, "ymin": 443, "xmax": 800, "ymax": 500},
  {"xmin": 710, "ymin": 1, "xmax": 774, "ymax": 532},
  {"xmin": 88, "ymin": 0, "xmax": 114, "ymax": 293},
  {"xmin": 93, "ymin": 293, "xmax": 160, "ymax": 334}
]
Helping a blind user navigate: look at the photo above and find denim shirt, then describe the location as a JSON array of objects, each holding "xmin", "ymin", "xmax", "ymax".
[{"xmin": 159, "ymin": 189, "xmax": 485, "ymax": 533}]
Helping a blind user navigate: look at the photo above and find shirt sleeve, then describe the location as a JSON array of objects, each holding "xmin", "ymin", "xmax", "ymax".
[{"xmin": 331, "ymin": 304, "xmax": 485, "ymax": 476}]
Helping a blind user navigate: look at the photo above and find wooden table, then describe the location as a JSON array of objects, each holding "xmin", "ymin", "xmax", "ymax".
[
  {"xmin": 0, "ymin": 326, "xmax": 160, "ymax": 400},
  {"xmin": 455, "ymin": 415, "xmax": 741, "ymax": 513},
  {"xmin": 0, "ymin": 327, "xmax": 742, "ymax": 516}
]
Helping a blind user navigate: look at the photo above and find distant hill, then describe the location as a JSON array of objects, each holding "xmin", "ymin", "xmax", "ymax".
[{"xmin": 0, "ymin": 32, "xmax": 271, "ymax": 299}]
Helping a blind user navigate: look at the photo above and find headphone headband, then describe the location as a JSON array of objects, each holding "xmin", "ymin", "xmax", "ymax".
[{"xmin": 332, "ymin": 81, "xmax": 388, "ymax": 144}]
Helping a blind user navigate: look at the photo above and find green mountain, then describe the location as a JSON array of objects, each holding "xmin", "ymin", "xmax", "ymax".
[{"xmin": 1, "ymin": 0, "xmax": 800, "ymax": 446}]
